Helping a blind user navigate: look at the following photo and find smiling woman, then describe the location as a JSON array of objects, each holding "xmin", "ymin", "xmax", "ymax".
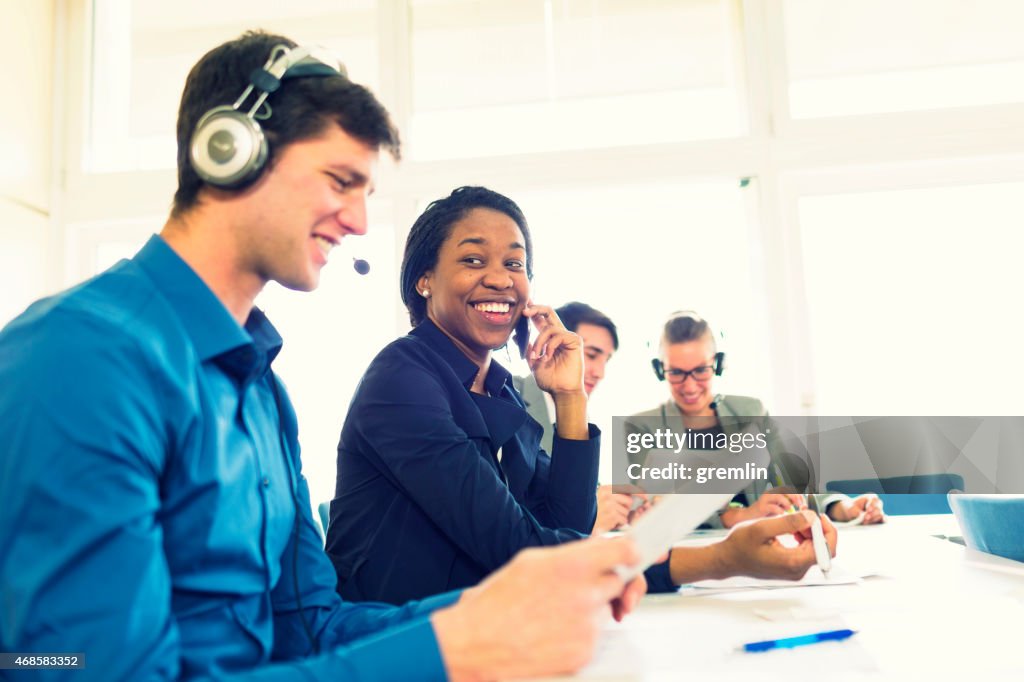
[
  {"xmin": 415, "ymin": 204, "xmax": 529, "ymax": 373},
  {"xmin": 323, "ymin": 186, "xmax": 633, "ymax": 604}
]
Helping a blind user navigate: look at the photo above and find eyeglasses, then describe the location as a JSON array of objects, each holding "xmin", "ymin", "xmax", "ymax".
[{"xmin": 663, "ymin": 365, "xmax": 714, "ymax": 384}]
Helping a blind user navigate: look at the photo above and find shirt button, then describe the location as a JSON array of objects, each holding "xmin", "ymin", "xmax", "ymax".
[{"xmin": 262, "ymin": 476, "xmax": 270, "ymax": 488}]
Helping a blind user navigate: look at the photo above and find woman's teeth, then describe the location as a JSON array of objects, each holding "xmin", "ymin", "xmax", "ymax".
[{"xmin": 474, "ymin": 302, "xmax": 511, "ymax": 313}]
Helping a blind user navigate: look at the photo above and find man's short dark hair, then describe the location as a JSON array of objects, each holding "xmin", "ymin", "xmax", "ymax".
[
  {"xmin": 172, "ymin": 30, "xmax": 400, "ymax": 217},
  {"xmin": 556, "ymin": 302, "xmax": 618, "ymax": 350}
]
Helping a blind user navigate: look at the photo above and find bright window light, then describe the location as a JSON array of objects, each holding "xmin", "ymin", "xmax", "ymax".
[
  {"xmin": 799, "ymin": 181, "xmax": 1024, "ymax": 415},
  {"xmin": 784, "ymin": 0, "xmax": 1024, "ymax": 118},
  {"xmin": 409, "ymin": 0, "xmax": 746, "ymax": 159},
  {"xmin": 88, "ymin": 0, "xmax": 379, "ymax": 172}
]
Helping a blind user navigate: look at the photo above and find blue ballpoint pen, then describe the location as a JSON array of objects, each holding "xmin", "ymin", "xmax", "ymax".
[{"xmin": 741, "ymin": 628, "xmax": 857, "ymax": 653}]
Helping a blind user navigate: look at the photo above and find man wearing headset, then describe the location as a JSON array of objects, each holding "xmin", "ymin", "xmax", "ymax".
[
  {"xmin": 0, "ymin": 31, "xmax": 837, "ymax": 681},
  {"xmin": 0, "ymin": 30, "xmax": 649, "ymax": 681}
]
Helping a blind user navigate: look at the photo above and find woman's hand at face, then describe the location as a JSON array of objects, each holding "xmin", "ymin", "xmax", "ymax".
[{"xmin": 523, "ymin": 303, "xmax": 585, "ymax": 397}]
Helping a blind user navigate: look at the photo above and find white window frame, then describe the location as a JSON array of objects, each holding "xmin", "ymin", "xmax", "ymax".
[{"xmin": 51, "ymin": 0, "xmax": 1024, "ymax": 415}]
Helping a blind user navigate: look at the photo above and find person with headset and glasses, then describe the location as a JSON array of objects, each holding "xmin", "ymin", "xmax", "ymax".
[
  {"xmin": 0, "ymin": 31, "xmax": 651, "ymax": 681},
  {"xmin": 627, "ymin": 311, "xmax": 885, "ymax": 528}
]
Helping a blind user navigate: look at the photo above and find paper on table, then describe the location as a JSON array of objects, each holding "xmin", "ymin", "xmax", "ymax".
[
  {"xmin": 575, "ymin": 615, "xmax": 878, "ymax": 679},
  {"xmin": 687, "ymin": 562, "xmax": 866, "ymax": 591},
  {"xmin": 753, "ymin": 606, "xmax": 845, "ymax": 622}
]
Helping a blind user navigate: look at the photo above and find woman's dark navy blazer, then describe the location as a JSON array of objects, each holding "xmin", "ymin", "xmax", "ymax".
[{"xmin": 325, "ymin": 319, "xmax": 603, "ymax": 605}]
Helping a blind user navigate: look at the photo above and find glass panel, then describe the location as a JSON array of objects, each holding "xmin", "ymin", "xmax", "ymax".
[
  {"xmin": 799, "ymin": 181, "xmax": 1024, "ymax": 414},
  {"xmin": 784, "ymin": 0, "xmax": 1024, "ymax": 118},
  {"xmin": 88, "ymin": 0, "xmax": 378, "ymax": 172},
  {"xmin": 410, "ymin": 0, "xmax": 745, "ymax": 159}
]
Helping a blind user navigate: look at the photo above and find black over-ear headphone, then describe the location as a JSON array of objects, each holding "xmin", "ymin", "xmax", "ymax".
[
  {"xmin": 650, "ymin": 310, "xmax": 725, "ymax": 381},
  {"xmin": 189, "ymin": 44, "xmax": 347, "ymax": 188}
]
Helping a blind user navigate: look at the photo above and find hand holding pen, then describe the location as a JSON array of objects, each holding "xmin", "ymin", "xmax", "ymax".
[
  {"xmin": 790, "ymin": 510, "xmax": 836, "ymax": 578},
  {"xmin": 714, "ymin": 511, "xmax": 837, "ymax": 581}
]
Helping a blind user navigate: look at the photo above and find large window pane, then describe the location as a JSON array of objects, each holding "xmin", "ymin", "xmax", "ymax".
[
  {"xmin": 799, "ymin": 182, "xmax": 1024, "ymax": 415},
  {"xmin": 784, "ymin": 0, "xmax": 1024, "ymax": 118},
  {"xmin": 88, "ymin": 0, "xmax": 378, "ymax": 172},
  {"xmin": 410, "ymin": 0, "xmax": 745, "ymax": 159}
]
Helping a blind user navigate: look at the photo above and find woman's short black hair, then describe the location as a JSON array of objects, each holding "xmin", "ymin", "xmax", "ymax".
[{"xmin": 400, "ymin": 186, "xmax": 534, "ymax": 327}]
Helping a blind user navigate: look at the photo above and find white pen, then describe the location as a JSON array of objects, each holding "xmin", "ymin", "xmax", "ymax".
[{"xmin": 809, "ymin": 514, "xmax": 832, "ymax": 578}]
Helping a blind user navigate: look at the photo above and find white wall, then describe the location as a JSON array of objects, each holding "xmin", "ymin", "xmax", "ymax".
[{"xmin": 0, "ymin": 0, "xmax": 56, "ymax": 326}]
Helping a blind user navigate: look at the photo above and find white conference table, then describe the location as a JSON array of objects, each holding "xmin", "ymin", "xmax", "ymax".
[{"xmin": 539, "ymin": 514, "xmax": 1024, "ymax": 681}]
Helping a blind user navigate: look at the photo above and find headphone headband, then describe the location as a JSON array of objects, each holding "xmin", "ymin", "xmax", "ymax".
[{"xmin": 278, "ymin": 45, "xmax": 348, "ymax": 79}]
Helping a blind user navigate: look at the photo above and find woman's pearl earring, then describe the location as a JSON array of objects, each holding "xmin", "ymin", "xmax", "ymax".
[{"xmin": 421, "ymin": 289, "xmax": 430, "ymax": 298}]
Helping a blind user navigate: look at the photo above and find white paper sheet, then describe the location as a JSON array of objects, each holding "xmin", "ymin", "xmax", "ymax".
[{"xmin": 686, "ymin": 562, "xmax": 866, "ymax": 591}]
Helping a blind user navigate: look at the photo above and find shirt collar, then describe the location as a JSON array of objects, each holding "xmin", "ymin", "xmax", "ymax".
[
  {"xmin": 409, "ymin": 318, "xmax": 512, "ymax": 395},
  {"xmin": 133, "ymin": 235, "xmax": 283, "ymax": 373}
]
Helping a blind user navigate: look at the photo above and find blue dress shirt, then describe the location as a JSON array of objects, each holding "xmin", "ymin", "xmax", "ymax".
[{"xmin": 0, "ymin": 235, "xmax": 458, "ymax": 681}]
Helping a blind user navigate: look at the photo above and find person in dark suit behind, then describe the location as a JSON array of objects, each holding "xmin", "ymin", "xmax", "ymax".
[
  {"xmin": 326, "ymin": 186, "xmax": 838, "ymax": 607},
  {"xmin": 513, "ymin": 302, "xmax": 645, "ymax": 533}
]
